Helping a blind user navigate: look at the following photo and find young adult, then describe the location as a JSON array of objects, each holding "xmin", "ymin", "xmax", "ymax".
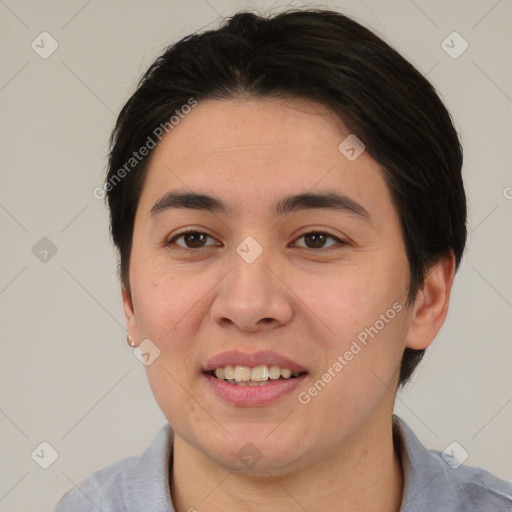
[{"xmin": 55, "ymin": 8, "xmax": 512, "ymax": 511}]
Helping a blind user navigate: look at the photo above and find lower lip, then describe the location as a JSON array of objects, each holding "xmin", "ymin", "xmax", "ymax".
[{"xmin": 202, "ymin": 372, "xmax": 308, "ymax": 407}]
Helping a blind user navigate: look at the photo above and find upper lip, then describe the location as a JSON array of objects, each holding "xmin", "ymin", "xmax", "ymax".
[{"xmin": 202, "ymin": 350, "xmax": 308, "ymax": 373}]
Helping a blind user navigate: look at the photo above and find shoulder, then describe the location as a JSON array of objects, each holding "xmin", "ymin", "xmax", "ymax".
[
  {"xmin": 53, "ymin": 424, "xmax": 174, "ymax": 512},
  {"xmin": 442, "ymin": 461, "xmax": 512, "ymax": 510},
  {"xmin": 393, "ymin": 415, "xmax": 512, "ymax": 511},
  {"xmin": 53, "ymin": 453, "xmax": 139, "ymax": 512}
]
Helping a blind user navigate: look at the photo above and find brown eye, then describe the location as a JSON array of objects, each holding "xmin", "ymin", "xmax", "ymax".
[
  {"xmin": 294, "ymin": 232, "xmax": 344, "ymax": 250},
  {"xmin": 167, "ymin": 231, "xmax": 217, "ymax": 251}
]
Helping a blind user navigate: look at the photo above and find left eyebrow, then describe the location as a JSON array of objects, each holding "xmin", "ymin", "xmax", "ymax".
[
  {"xmin": 275, "ymin": 191, "xmax": 369, "ymax": 218},
  {"xmin": 149, "ymin": 190, "xmax": 370, "ymax": 219}
]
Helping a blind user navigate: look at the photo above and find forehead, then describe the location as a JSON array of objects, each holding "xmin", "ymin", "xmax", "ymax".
[
  {"xmin": 150, "ymin": 97, "xmax": 352, "ymax": 166},
  {"xmin": 137, "ymin": 97, "xmax": 394, "ymax": 223}
]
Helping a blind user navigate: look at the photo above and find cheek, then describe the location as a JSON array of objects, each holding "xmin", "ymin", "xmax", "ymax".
[
  {"xmin": 132, "ymin": 267, "xmax": 205, "ymax": 341},
  {"xmin": 307, "ymin": 262, "xmax": 404, "ymax": 341},
  {"xmin": 135, "ymin": 272, "xmax": 206, "ymax": 421},
  {"xmin": 300, "ymin": 259, "xmax": 408, "ymax": 397}
]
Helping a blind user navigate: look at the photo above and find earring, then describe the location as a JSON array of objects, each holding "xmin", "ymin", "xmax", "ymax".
[{"xmin": 127, "ymin": 332, "xmax": 136, "ymax": 347}]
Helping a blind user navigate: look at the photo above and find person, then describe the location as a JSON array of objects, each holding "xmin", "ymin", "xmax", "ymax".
[{"xmin": 54, "ymin": 7, "xmax": 512, "ymax": 512}]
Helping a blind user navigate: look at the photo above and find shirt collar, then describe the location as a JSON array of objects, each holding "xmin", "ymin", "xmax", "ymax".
[
  {"xmin": 138, "ymin": 415, "xmax": 449, "ymax": 511},
  {"xmin": 392, "ymin": 414, "xmax": 454, "ymax": 511}
]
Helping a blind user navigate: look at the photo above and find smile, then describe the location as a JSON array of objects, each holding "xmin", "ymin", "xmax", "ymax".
[
  {"xmin": 208, "ymin": 364, "xmax": 305, "ymax": 385},
  {"xmin": 203, "ymin": 369, "xmax": 308, "ymax": 406}
]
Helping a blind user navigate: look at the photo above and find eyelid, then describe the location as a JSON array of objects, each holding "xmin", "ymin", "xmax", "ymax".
[
  {"xmin": 291, "ymin": 231, "xmax": 346, "ymax": 249},
  {"xmin": 166, "ymin": 228, "xmax": 348, "ymax": 252},
  {"xmin": 166, "ymin": 229, "xmax": 219, "ymax": 250}
]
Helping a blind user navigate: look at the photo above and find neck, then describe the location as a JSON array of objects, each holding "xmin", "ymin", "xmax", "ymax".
[{"xmin": 170, "ymin": 412, "xmax": 403, "ymax": 512}]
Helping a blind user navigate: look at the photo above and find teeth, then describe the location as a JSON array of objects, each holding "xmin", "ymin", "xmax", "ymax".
[
  {"xmin": 227, "ymin": 379, "xmax": 267, "ymax": 386},
  {"xmin": 250, "ymin": 365, "xmax": 268, "ymax": 381},
  {"xmin": 211, "ymin": 364, "xmax": 303, "ymax": 383},
  {"xmin": 233, "ymin": 366, "xmax": 251, "ymax": 382},
  {"xmin": 223, "ymin": 365, "xmax": 234, "ymax": 380},
  {"xmin": 280, "ymin": 368, "xmax": 292, "ymax": 379},
  {"xmin": 268, "ymin": 365, "xmax": 281, "ymax": 379}
]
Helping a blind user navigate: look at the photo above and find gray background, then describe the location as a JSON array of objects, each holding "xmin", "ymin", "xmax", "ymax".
[{"xmin": 0, "ymin": 1, "xmax": 510, "ymax": 510}]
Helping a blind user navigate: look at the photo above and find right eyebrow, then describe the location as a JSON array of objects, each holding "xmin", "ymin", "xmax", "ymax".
[
  {"xmin": 149, "ymin": 190, "xmax": 370, "ymax": 220},
  {"xmin": 150, "ymin": 191, "xmax": 231, "ymax": 216}
]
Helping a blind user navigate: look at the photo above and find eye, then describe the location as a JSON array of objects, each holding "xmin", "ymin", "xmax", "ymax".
[
  {"xmin": 166, "ymin": 230, "xmax": 218, "ymax": 251},
  {"xmin": 292, "ymin": 231, "xmax": 346, "ymax": 250},
  {"xmin": 165, "ymin": 230, "xmax": 346, "ymax": 253}
]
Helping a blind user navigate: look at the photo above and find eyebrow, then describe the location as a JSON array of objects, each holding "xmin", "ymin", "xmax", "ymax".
[{"xmin": 149, "ymin": 190, "xmax": 369, "ymax": 219}]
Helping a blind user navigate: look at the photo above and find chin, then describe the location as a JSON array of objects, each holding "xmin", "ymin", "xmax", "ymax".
[{"xmin": 193, "ymin": 423, "xmax": 309, "ymax": 473}]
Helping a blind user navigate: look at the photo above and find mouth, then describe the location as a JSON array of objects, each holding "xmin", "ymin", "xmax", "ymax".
[
  {"xmin": 201, "ymin": 350, "xmax": 309, "ymax": 406},
  {"xmin": 205, "ymin": 364, "xmax": 307, "ymax": 386}
]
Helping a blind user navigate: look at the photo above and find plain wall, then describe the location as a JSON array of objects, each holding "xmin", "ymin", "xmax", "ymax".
[{"xmin": 0, "ymin": 1, "xmax": 510, "ymax": 510}]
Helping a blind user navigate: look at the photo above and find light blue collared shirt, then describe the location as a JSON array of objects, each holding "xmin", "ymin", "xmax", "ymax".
[{"xmin": 54, "ymin": 415, "xmax": 512, "ymax": 511}]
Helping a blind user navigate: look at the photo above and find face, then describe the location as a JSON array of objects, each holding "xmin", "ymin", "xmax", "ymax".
[{"xmin": 123, "ymin": 97, "xmax": 417, "ymax": 474}]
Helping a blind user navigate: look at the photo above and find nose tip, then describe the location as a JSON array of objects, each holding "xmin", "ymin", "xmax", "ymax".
[
  {"xmin": 211, "ymin": 264, "xmax": 294, "ymax": 332},
  {"xmin": 218, "ymin": 315, "xmax": 278, "ymax": 332}
]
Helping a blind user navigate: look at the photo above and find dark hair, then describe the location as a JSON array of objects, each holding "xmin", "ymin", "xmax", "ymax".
[{"xmin": 105, "ymin": 8, "xmax": 467, "ymax": 387}]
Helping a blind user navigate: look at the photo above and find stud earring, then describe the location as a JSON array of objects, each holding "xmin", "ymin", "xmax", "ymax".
[{"xmin": 126, "ymin": 332, "xmax": 137, "ymax": 347}]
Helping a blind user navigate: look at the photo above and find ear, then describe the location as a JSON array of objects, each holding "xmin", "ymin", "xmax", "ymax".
[
  {"xmin": 405, "ymin": 252, "xmax": 456, "ymax": 350},
  {"xmin": 122, "ymin": 282, "xmax": 139, "ymax": 346}
]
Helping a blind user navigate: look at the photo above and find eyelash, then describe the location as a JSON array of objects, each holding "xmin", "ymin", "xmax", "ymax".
[{"xmin": 165, "ymin": 229, "xmax": 347, "ymax": 253}]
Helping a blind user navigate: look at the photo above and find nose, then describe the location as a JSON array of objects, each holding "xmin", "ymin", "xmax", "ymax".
[{"xmin": 210, "ymin": 245, "xmax": 294, "ymax": 333}]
